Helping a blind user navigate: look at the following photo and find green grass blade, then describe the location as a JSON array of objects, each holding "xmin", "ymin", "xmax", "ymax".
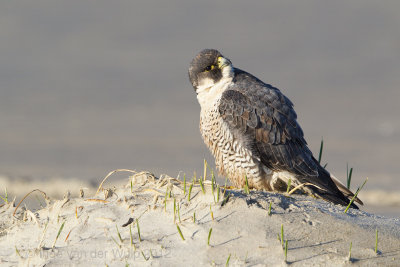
[
  {"xmin": 244, "ymin": 175, "xmax": 250, "ymax": 195},
  {"xmin": 284, "ymin": 240, "xmax": 288, "ymax": 262},
  {"xmin": 177, "ymin": 202, "xmax": 181, "ymax": 223},
  {"xmin": 268, "ymin": 201, "xmax": 272, "ymax": 216},
  {"xmin": 286, "ymin": 179, "xmax": 291, "ymax": 193},
  {"xmin": 344, "ymin": 178, "xmax": 368, "ymax": 213},
  {"xmin": 116, "ymin": 225, "xmax": 123, "ymax": 243},
  {"xmin": 188, "ymin": 183, "xmax": 193, "ymax": 201},
  {"xmin": 348, "ymin": 241, "xmax": 352, "ymax": 261},
  {"xmin": 176, "ymin": 224, "xmax": 185, "ymax": 241},
  {"xmin": 52, "ymin": 221, "xmax": 66, "ymax": 248},
  {"xmin": 199, "ymin": 178, "xmax": 205, "ymax": 194},
  {"xmin": 164, "ymin": 189, "xmax": 168, "ymax": 212},
  {"xmin": 183, "ymin": 174, "xmax": 186, "ymax": 195},
  {"xmin": 226, "ymin": 253, "xmax": 231, "ymax": 266},
  {"xmin": 204, "ymin": 159, "xmax": 207, "ymax": 181},
  {"xmin": 129, "ymin": 225, "xmax": 134, "ymax": 248},
  {"xmin": 136, "ymin": 219, "xmax": 142, "ymax": 242},
  {"xmin": 318, "ymin": 138, "xmax": 324, "ymax": 164},
  {"xmin": 0, "ymin": 188, "xmax": 8, "ymax": 204},
  {"xmin": 173, "ymin": 198, "xmax": 176, "ymax": 223},
  {"xmin": 208, "ymin": 228, "xmax": 213, "ymax": 246},
  {"xmin": 347, "ymin": 164, "xmax": 353, "ymax": 190}
]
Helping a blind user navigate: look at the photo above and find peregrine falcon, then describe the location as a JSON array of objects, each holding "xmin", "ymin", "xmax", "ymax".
[{"xmin": 188, "ymin": 49, "xmax": 362, "ymax": 208}]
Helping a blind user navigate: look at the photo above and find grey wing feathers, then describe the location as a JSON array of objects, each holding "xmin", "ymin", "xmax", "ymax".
[
  {"xmin": 218, "ymin": 69, "xmax": 360, "ymax": 208},
  {"xmin": 219, "ymin": 69, "xmax": 318, "ymax": 177}
]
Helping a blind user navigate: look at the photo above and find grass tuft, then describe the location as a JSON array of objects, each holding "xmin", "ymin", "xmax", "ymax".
[
  {"xmin": 15, "ymin": 246, "xmax": 22, "ymax": 259},
  {"xmin": 348, "ymin": 241, "xmax": 352, "ymax": 262},
  {"xmin": 111, "ymin": 236, "xmax": 121, "ymax": 248},
  {"xmin": 13, "ymin": 189, "xmax": 48, "ymax": 217},
  {"xmin": 223, "ymin": 177, "xmax": 228, "ymax": 197},
  {"xmin": 52, "ymin": 221, "xmax": 66, "ymax": 248},
  {"xmin": 164, "ymin": 189, "xmax": 168, "ymax": 212},
  {"xmin": 208, "ymin": 228, "xmax": 213, "ymax": 246},
  {"xmin": 173, "ymin": 198, "xmax": 176, "ymax": 223},
  {"xmin": 211, "ymin": 170, "xmax": 215, "ymax": 194},
  {"xmin": 280, "ymin": 224, "xmax": 284, "ymax": 249},
  {"xmin": 136, "ymin": 219, "xmax": 142, "ymax": 242},
  {"xmin": 116, "ymin": 225, "xmax": 123, "ymax": 243},
  {"xmin": 284, "ymin": 240, "xmax": 288, "ymax": 263},
  {"xmin": 375, "ymin": 228, "xmax": 378, "ymax": 254},
  {"xmin": 183, "ymin": 174, "xmax": 186, "ymax": 195},
  {"xmin": 222, "ymin": 194, "xmax": 230, "ymax": 206},
  {"xmin": 344, "ymin": 178, "xmax": 368, "ymax": 213},
  {"xmin": 95, "ymin": 169, "xmax": 137, "ymax": 196},
  {"xmin": 226, "ymin": 253, "xmax": 231, "ymax": 266},
  {"xmin": 244, "ymin": 175, "xmax": 250, "ymax": 195},
  {"xmin": 204, "ymin": 159, "xmax": 208, "ymax": 181},
  {"xmin": 193, "ymin": 212, "xmax": 196, "ymax": 223},
  {"xmin": 318, "ymin": 138, "xmax": 324, "ymax": 164},
  {"xmin": 177, "ymin": 202, "xmax": 181, "ymax": 223},
  {"xmin": 176, "ymin": 224, "xmax": 185, "ymax": 241},
  {"xmin": 65, "ymin": 229, "xmax": 72, "ymax": 242},
  {"xmin": 286, "ymin": 179, "xmax": 291, "ymax": 193},
  {"xmin": 199, "ymin": 178, "xmax": 205, "ymax": 194},
  {"xmin": 141, "ymin": 250, "xmax": 149, "ymax": 261},
  {"xmin": 129, "ymin": 225, "xmax": 136, "ymax": 249},
  {"xmin": 0, "ymin": 188, "xmax": 8, "ymax": 204},
  {"xmin": 130, "ymin": 180, "xmax": 133, "ymax": 194},
  {"xmin": 268, "ymin": 201, "xmax": 272, "ymax": 216},
  {"xmin": 347, "ymin": 163, "xmax": 353, "ymax": 190},
  {"xmin": 188, "ymin": 183, "xmax": 193, "ymax": 201}
]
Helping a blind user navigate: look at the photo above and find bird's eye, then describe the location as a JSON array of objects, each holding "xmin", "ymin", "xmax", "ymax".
[{"xmin": 204, "ymin": 65, "xmax": 215, "ymax": 72}]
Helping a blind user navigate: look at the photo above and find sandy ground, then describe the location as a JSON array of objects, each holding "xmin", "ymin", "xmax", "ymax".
[{"xmin": 0, "ymin": 171, "xmax": 399, "ymax": 266}]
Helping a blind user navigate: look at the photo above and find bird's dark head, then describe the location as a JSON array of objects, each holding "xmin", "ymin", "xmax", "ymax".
[{"xmin": 188, "ymin": 49, "xmax": 233, "ymax": 93}]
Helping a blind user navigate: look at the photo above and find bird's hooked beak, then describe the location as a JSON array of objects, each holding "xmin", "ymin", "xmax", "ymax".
[{"xmin": 217, "ymin": 56, "xmax": 231, "ymax": 69}]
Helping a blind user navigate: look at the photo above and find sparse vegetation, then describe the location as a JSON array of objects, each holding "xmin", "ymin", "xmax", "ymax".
[
  {"xmin": 348, "ymin": 241, "xmax": 353, "ymax": 262},
  {"xmin": 129, "ymin": 225, "xmax": 136, "ymax": 249},
  {"xmin": 318, "ymin": 138, "xmax": 324, "ymax": 164},
  {"xmin": 204, "ymin": 159, "xmax": 208, "ymax": 181},
  {"xmin": 226, "ymin": 253, "xmax": 231, "ymax": 266},
  {"xmin": 286, "ymin": 179, "xmax": 291, "ymax": 193},
  {"xmin": 0, "ymin": 188, "xmax": 8, "ymax": 204},
  {"xmin": 199, "ymin": 178, "xmax": 205, "ymax": 194},
  {"xmin": 375, "ymin": 228, "xmax": 378, "ymax": 254},
  {"xmin": 52, "ymin": 221, "xmax": 65, "ymax": 248},
  {"xmin": 284, "ymin": 240, "xmax": 288, "ymax": 263},
  {"xmin": 268, "ymin": 201, "xmax": 272, "ymax": 216},
  {"xmin": 208, "ymin": 228, "xmax": 213, "ymax": 246},
  {"xmin": 176, "ymin": 224, "xmax": 185, "ymax": 241},
  {"xmin": 188, "ymin": 183, "xmax": 193, "ymax": 201},
  {"xmin": 344, "ymin": 178, "xmax": 368, "ymax": 213},
  {"xmin": 183, "ymin": 174, "xmax": 186, "ymax": 194},
  {"xmin": 244, "ymin": 175, "xmax": 250, "ymax": 195},
  {"xmin": 136, "ymin": 219, "xmax": 142, "ymax": 242},
  {"xmin": 347, "ymin": 163, "xmax": 353, "ymax": 190},
  {"xmin": 116, "ymin": 225, "xmax": 123, "ymax": 243}
]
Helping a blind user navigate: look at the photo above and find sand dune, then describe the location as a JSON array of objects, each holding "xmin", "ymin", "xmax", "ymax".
[{"xmin": 0, "ymin": 171, "xmax": 399, "ymax": 266}]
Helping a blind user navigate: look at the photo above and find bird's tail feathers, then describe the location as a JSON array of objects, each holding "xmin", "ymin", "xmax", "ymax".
[
  {"xmin": 330, "ymin": 174, "xmax": 363, "ymax": 205},
  {"xmin": 297, "ymin": 164, "xmax": 359, "ymax": 209}
]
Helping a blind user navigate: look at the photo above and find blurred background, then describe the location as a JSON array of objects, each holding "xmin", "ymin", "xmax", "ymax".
[{"xmin": 1, "ymin": 1, "xmax": 399, "ymax": 217}]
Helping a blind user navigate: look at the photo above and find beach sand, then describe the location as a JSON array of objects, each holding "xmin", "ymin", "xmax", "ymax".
[{"xmin": 0, "ymin": 171, "xmax": 399, "ymax": 266}]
